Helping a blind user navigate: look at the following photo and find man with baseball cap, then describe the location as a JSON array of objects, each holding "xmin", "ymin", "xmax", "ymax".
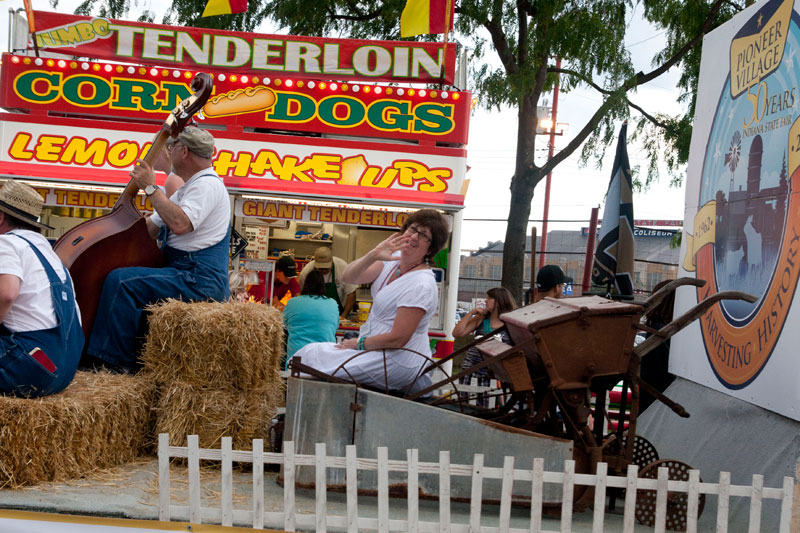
[
  {"xmin": 86, "ymin": 126, "xmax": 231, "ymax": 372},
  {"xmin": 271, "ymin": 255, "xmax": 300, "ymax": 310},
  {"xmin": 535, "ymin": 264, "xmax": 573, "ymax": 301},
  {"xmin": 0, "ymin": 179, "xmax": 83, "ymax": 397},
  {"xmin": 298, "ymin": 247, "xmax": 357, "ymax": 318}
]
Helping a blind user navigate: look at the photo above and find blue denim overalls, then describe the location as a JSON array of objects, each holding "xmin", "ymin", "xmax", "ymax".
[
  {"xmin": 0, "ymin": 234, "xmax": 84, "ymax": 397},
  {"xmin": 86, "ymin": 199, "xmax": 230, "ymax": 371}
]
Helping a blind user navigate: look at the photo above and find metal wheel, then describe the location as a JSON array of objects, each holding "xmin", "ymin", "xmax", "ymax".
[
  {"xmin": 604, "ymin": 434, "xmax": 659, "ymax": 469},
  {"xmin": 635, "ymin": 459, "xmax": 705, "ymax": 531}
]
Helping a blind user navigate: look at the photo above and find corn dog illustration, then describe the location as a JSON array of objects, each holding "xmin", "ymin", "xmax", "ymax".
[{"xmin": 202, "ymin": 86, "xmax": 277, "ymax": 118}]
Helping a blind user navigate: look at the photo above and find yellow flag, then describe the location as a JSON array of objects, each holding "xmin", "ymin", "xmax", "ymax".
[{"xmin": 400, "ymin": 0, "xmax": 454, "ymax": 38}]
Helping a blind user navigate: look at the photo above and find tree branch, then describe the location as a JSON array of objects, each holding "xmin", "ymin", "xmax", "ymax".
[
  {"xmin": 549, "ymin": 66, "xmax": 611, "ymax": 94},
  {"xmin": 627, "ymin": 99, "xmax": 670, "ymax": 129},
  {"xmin": 329, "ymin": 10, "xmax": 384, "ymax": 21},
  {"xmin": 329, "ymin": 2, "xmax": 383, "ymax": 22},
  {"xmin": 538, "ymin": 96, "xmax": 618, "ymax": 177},
  {"xmin": 517, "ymin": 0, "xmax": 528, "ymax": 66},
  {"xmin": 483, "ymin": 0, "xmax": 518, "ymax": 75},
  {"xmin": 548, "ymin": 65, "xmax": 668, "ymax": 129},
  {"xmin": 634, "ymin": 0, "xmax": 727, "ymax": 86}
]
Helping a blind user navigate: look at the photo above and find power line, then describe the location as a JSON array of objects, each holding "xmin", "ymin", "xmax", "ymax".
[
  {"xmin": 627, "ymin": 29, "xmax": 667, "ymax": 48},
  {"xmin": 463, "ymin": 218, "xmax": 591, "ymax": 222}
]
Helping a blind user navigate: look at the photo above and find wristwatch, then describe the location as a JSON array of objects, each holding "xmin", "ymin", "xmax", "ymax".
[{"xmin": 144, "ymin": 185, "xmax": 159, "ymax": 197}]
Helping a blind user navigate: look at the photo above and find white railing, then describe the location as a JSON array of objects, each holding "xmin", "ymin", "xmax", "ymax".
[{"xmin": 157, "ymin": 434, "xmax": 795, "ymax": 532}]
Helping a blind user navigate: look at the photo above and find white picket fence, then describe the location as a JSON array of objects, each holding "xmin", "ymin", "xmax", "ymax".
[{"xmin": 157, "ymin": 433, "xmax": 795, "ymax": 532}]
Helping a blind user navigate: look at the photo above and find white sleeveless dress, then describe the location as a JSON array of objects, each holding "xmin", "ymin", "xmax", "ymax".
[{"xmin": 293, "ymin": 259, "xmax": 437, "ymax": 395}]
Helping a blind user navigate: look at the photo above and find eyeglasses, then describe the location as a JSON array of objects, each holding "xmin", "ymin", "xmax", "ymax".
[
  {"xmin": 407, "ymin": 224, "xmax": 432, "ymax": 243},
  {"xmin": 166, "ymin": 142, "xmax": 183, "ymax": 153}
]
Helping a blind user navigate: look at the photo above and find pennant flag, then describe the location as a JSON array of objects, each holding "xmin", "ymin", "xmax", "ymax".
[
  {"xmin": 202, "ymin": 0, "xmax": 247, "ymax": 17},
  {"xmin": 400, "ymin": 0, "xmax": 455, "ymax": 38},
  {"xmin": 592, "ymin": 123, "xmax": 635, "ymax": 296},
  {"xmin": 23, "ymin": 0, "xmax": 36, "ymax": 33}
]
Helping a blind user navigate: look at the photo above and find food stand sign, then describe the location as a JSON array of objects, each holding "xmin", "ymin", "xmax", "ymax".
[
  {"xmin": 0, "ymin": 113, "xmax": 467, "ymax": 207},
  {"xmin": 0, "ymin": 54, "xmax": 471, "ymax": 146},
  {"xmin": 234, "ymin": 198, "xmax": 411, "ymax": 229},
  {"xmin": 676, "ymin": 0, "xmax": 800, "ymax": 420},
  {"xmin": 27, "ymin": 11, "xmax": 457, "ymax": 85}
]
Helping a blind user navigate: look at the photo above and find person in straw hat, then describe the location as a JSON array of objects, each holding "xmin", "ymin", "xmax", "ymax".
[
  {"xmin": 85, "ymin": 126, "xmax": 231, "ymax": 372},
  {"xmin": 298, "ymin": 246, "xmax": 358, "ymax": 319},
  {"xmin": 0, "ymin": 179, "xmax": 83, "ymax": 397}
]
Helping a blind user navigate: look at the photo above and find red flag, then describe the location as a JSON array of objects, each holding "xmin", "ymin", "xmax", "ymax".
[{"xmin": 400, "ymin": 0, "xmax": 454, "ymax": 38}]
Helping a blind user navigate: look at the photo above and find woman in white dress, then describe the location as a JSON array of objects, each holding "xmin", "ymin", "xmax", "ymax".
[{"xmin": 293, "ymin": 209, "xmax": 450, "ymax": 395}]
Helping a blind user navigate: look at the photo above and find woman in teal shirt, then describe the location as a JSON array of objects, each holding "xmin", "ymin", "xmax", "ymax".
[{"xmin": 283, "ymin": 269, "xmax": 339, "ymax": 368}]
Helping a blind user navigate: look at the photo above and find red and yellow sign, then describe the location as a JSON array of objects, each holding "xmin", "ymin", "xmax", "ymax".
[
  {"xmin": 0, "ymin": 113, "xmax": 466, "ymax": 208},
  {"xmin": 28, "ymin": 11, "xmax": 457, "ymax": 85},
  {"xmin": 0, "ymin": 54, "xmax": 471, "ymax": 145},
  {"xmin": 29, "ymin": 186, "xmax": 155, "ymax": 212},
  {"xmin": 235, "ymin": 198, "xmax": 410, "ymax": 229}
]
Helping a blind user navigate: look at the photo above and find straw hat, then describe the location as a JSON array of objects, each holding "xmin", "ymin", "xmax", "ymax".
[{"xmin": 0, "ymin": 180, "xmax": 53, "ymax": 230}]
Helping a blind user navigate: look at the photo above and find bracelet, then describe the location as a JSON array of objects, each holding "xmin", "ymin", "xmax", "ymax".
[{"xmin": 357, "ymin": 336, "xmax": 366, "ymax": 351}]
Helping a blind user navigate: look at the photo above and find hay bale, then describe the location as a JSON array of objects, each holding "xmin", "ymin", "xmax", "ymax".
[
  {"xmin": 0, "ymin": 371, "xmax": 155, "ymax": 488},
  {"xmin": 155, "ymin": 380, "xmax": 285, "ymax": 450},
  {"xmin": 141, "ymin": 300, "xmax": 285, "ymax": 390},
  {"xmin": 143, "ymin": 300, "xmax": 286, "ymax": 451}
]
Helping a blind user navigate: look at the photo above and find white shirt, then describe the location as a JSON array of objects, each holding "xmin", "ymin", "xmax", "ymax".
[
  {"xmin": 293, "ymin": 258, "xmax": 437, "ymax": 395},
  {"xmin": 149, "ymin": 169, "xmax": 230, "ymax": 251},
  {"xmin": 0, "ymin": 229, "xmax": 80, "ymax": 332},
  {"xmin": 298, "ymin": 256, "xmax": 358, "ymax": 303}
]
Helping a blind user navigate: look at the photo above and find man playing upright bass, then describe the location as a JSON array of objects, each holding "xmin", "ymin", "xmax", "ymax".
[{"xmin": 86, "ymin": 127, "xmax": 231, "ymax": 372}]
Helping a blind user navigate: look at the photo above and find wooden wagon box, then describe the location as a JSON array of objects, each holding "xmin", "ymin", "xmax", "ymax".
[{"xmin": 500, "ymin": 296, "xmax": 643, "ymax": 389}]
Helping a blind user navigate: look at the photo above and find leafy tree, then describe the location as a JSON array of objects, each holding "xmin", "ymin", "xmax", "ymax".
[
  {"xmin": 57, "ymin": 0, "xmax": 750, "ymax": 302},
  {"xmin": 241, "ymin": 0, "xmax": 739, "ymax": 302}
]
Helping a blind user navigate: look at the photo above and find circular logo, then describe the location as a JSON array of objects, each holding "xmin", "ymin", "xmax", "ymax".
[{"xmin": 693, "ymin": 1, "xmax": 800, "ymax": 388}]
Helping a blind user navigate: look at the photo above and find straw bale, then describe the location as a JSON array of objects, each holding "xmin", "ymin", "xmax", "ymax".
[
  {"xmin": 141, "ymin": 300, "xmax": 285, "ymax": 390},
  {"xmin": 0, "ymin": 370, "xmax": 155, "ymax": 489},
  {"xmin": 155, "ymin": 379, "xmax": 285, "ymax": 450}
]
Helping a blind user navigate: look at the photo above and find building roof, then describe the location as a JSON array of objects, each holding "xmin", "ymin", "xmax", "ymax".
[{"xmin": 467, "ymin": 229, "xmax": 680, "ymax": 264}]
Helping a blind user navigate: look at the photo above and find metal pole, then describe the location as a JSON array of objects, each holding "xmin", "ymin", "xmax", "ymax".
[
  {"xmin": 528, "ymin": 226, "xmax": 537, "ymax": 304},
  {"xmin": 538, "ymin": 57, "xmax": 561, "ymax": 269},
  {"xmin": 582, "ymin": 207, "xmax": 599, "ymax": 295},
  {"xmin": 438, "ymin": 208, "xmax": 463, "ymax": 376},
  {"xmin": 8, "ymin": 8, "xmax": 15, "ymax": 53}
]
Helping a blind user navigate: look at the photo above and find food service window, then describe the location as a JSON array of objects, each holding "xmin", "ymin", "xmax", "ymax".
[{"xmin": 232, "ymin": 196, "xmax": 447, "ymax": 329}]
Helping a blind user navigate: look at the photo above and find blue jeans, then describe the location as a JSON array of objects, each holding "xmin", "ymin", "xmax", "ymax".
[{"xmin": 86, "ymin": 233, "xmax": 229, "ymax": 371}]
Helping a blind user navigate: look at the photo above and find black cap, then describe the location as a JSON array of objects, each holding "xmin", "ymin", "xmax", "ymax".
[
  {"xmin": 536, "ymin": 265, "xmax": 573, "ymax": 291},
  {"xmin": 276, "ymin": 256, "xmax": 297, "ymax": 277}
]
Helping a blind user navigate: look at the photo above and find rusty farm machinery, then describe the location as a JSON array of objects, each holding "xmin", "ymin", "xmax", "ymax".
[{"xmin": 287, "ymin": 278, "xmax": 755, "ymax": 528}]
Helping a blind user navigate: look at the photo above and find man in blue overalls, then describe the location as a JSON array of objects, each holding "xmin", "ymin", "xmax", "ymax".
[
  {"xmin": 86, "ymin": 127, "xmax": 231, "ymax": 372},
  {"xmin": 0, "ymin": 179, "xmax": 83, "ymax": 397}
]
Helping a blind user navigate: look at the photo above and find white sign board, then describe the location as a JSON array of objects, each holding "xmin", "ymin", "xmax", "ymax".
[{"xmin": 674, "ymin": 0, "xmax": 800, "ymax": 420}]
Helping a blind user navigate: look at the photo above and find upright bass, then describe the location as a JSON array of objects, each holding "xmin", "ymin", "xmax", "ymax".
[{"xmin": 54, "ymin": 73, "xmax": 213, "ymax": 336}]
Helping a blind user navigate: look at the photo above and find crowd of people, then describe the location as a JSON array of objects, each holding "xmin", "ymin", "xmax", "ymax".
[{"xmin": 0, "ymin": 125, "xmax": 674, "ymax": 403}]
